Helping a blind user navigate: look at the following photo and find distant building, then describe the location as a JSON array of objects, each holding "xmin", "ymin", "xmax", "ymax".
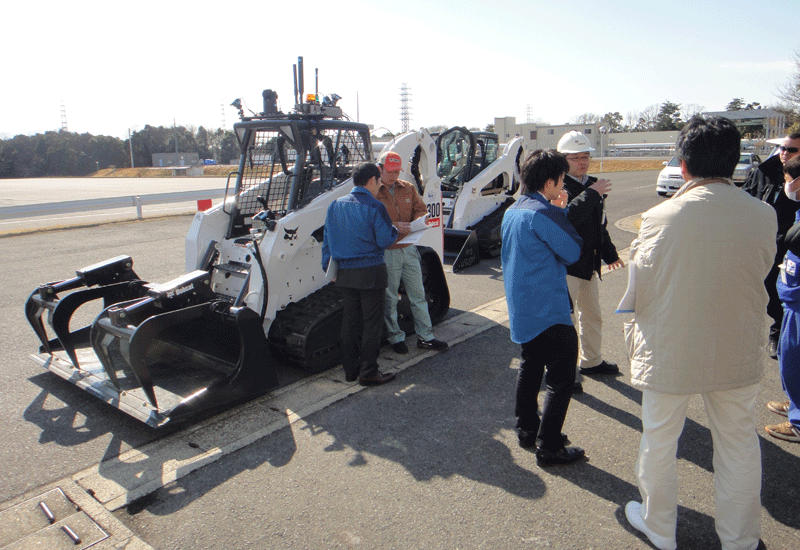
[
  {"xmin": 495, "ymin": 108, "xmax": 788, "ymax": 158},
  {"xmin": 152, "ymin": 153, "xmax": 201, "ymax": 167},
  {"xmin": 495, "ymin": 117, "xmax": 677, "ymax": 157},
  {"xmin": 701, "ymin": 108, "xmax": 786, "ymax": 140}
]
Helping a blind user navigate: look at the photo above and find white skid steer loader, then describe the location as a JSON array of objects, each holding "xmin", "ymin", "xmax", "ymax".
[
  {"xmin": 433, "ymin": 127, "xmax": 524, "ymax": 272},
  {"xmin": 24, "ymin": 58, "xmax": 450, "ymax": 427}
]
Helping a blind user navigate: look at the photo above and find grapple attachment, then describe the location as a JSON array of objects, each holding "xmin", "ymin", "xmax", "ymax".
[
  {"xmin": 84, "ymin": 270, "xmax": 277, "ymax": 426},
  {"xmin": 28, "ymin": 264, "xmax": 279, "ymax": 427},
  {"xmin": 24, "ymin": 255, "xmax": 146, "ymax": 368}
]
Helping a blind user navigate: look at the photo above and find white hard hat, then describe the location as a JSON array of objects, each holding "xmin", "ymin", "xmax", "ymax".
[{"xmin": 557, "ymin": 131, "xmax": 595, "ymax": 154}]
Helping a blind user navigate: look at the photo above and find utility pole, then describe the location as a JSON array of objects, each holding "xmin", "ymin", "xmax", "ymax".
[
  {"xmin": 60, "ymin": 102, "xmax": 68, "ymax": 131},
  {"xmin": 129, "ymin": 128, "xmax": 135, "ymax": 168},
  {"xmin": 400, "ymin": 84, "xmax": 412, "ymax": 133}
]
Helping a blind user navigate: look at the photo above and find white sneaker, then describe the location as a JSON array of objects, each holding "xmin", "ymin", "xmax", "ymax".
[{"xmin": 624, "ymin": 501, "xmax": 677, "ymax": 550}]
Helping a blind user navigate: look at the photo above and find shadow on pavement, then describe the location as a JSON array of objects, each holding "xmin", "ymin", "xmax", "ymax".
[{"xmin": 124, "ymin": 327, "xmax": 547, "ymax": 517}]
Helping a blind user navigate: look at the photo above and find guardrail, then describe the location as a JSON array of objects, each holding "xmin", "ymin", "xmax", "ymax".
[{"xmin": 0, "ymin": 189, "xmax": 227, "ymax": 220}]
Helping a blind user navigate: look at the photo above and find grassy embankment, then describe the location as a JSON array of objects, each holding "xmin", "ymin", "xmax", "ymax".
[
  {"xmin": 91, "ymin": 159, "xmax": 665, "ymax": 178},
  {"xmin": 90, "ymin": 165, "xmax": 239, "ymax": 178}
]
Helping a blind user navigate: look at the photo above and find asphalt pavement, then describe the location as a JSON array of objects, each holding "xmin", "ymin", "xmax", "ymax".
[
  {"xmin": 2, "ymin": 175, "xmax": 799, "ymax": 549},
  {"xmin": 93, "ymin": 260, "xmax": 798, "ymax": 550}
]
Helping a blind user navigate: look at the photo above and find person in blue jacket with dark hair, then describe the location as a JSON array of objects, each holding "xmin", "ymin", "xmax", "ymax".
[
  {"xmin": 501, "ymin": 149, "xmax": 584, "ymax": 466},
  {"xmin": 323, "ymin": 162, "xmax": 398, "ymax": 386}
]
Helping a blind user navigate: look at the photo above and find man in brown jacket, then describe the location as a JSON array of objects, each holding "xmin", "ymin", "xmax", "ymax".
[{"xmin": 376, "ymin": 151, "xmax": 448, "ymax": 354}]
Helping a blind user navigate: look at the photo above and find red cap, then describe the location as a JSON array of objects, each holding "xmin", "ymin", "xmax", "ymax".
[{"xmin": 379, "ymin": 151, "xmax": 402, "ymax": 171}]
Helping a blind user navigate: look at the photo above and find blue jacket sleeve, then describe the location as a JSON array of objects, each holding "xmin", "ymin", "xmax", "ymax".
[
  {"xmin": 373, "ymin": 202, "xmax": 399, "ymax": 249},
  {"xmin": 321, "ymin": 204, "xmax": 333, "ymax": 271},
  {"xmin": 536, "ymin": 208, "xmax": 583, "ymax": 266}
]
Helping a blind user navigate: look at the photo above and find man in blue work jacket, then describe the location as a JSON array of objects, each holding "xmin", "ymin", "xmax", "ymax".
[
  {"xmin": 323, "ymin": 162, "xmax": 399, "ymax": 386},
  {"xmin": 501, "ymin": 149, "xmax": 584, "ymax": 466}
]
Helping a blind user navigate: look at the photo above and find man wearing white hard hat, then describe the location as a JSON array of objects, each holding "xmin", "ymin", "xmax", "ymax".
[{"xmin": 557, "ymin": 131, "xmax": 624, "ymax": 390}]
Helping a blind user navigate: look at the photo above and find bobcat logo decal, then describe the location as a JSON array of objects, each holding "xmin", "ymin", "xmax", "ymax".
[{"xmin": 284, "ymin": 227, "xmax": 299, "ymax": 240}]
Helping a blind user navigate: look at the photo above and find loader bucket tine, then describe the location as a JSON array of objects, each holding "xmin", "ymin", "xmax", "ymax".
[
  {"xmin": 91, "ymin": 320, "xmax": 123, "ymax": 392},
  {"xmin": 50, "ymin": 282, "xmax": 144, "ymax": 369},
  {"xmin": 25, "ymin": 289, "xmax": 53, "ymax": 354},
  {"xmin": 90, "ymin": 296, "xmax": 152, "ymax": 392},
  {"xmin": 127, "ymin": 303, "xmax": 210, "ymax": 410}
]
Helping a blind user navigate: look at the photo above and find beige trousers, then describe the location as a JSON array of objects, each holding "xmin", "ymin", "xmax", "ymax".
[
  {"xmin": 567, "ymin": 274, "xmax": 603, "ymax": 370},
  {"xmin": 636, "ymin": 384, "xmax": 762, "ymax": 550}
]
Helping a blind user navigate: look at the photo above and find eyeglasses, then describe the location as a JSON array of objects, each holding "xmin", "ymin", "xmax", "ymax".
[
  {"xmin": 566, "ymin": 155, "xmax": 591, "ymax": 161},
  {"xmin": 779, "ymin": 146, "xmax": 799, "ymax": 153}
]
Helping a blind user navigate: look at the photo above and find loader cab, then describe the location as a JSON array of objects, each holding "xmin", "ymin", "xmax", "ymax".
[
  {"xmin": 436, "ymin": 127, "xmax": 474, "ymax": 194},
  {"xmin": 471, "ymin": 132, "xmax": 503, "ymax": 196},
  {"xmin": 435, "ymin": 128, "xmax": 503, "ymax": 196},
  {"xmin": 226, "ymin": 118, "xmax": 373, "ymax": 238}
]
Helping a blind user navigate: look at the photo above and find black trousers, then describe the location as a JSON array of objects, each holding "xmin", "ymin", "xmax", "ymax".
[
  {"xmin": 340, "ymin": 286, "xmax": 385, "ymax": 379},
  {"xmin": 516, "ymin": 324, "xmax": 578, "ymax": 452}
]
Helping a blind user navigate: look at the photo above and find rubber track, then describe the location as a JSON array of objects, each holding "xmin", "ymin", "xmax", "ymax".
[{"xmin": 268, "ymin": 283, "xmax": 344, "ymax": 372}]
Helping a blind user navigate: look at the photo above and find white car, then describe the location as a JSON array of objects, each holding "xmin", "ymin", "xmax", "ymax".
[
  {"xmin": 656, "ymin": 157, "xmax": 683, "ymax": 197},
  {"xmin": 732, "ymin": 153, "xmax": 761, "ymax": 185}
]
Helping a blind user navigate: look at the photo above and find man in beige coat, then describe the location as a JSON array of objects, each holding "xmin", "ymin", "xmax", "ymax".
[{"xmin": 622, "ymin": 116, "xmax": 776, "ymax": 550}]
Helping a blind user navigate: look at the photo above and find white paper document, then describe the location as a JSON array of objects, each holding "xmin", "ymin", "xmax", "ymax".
[
  {"xmin": 397, "ymin": 214, "xmax": 430, "ymax": 245},
  {"xmin": 615, "ymin": 263, "xmax": 636, "ymax": 313},
  {"xmin": 408, "ymin": 213, "xmax": 430, "ymax": 232}
]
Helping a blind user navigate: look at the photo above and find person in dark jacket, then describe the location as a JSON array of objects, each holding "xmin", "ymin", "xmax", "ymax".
[
  {"xmin": 743, "ymin": 132, "xmax": 800, "ymax": 358},
  {"xmin": 556, "ymin": 131, "xmax": 624, "ymax": 388},
  {"xmin": 322, "ymin": 162, "xmax": 399, "ymax": 386},
  {"xmin": 765, "ymin": 155, "xmax": 800, "ymax": 441}
]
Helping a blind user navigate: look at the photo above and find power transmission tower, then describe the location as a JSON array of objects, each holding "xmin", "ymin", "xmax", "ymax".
[
  {"xmin": 400, "ymin": 83, "xmax": 412, "ymax": 133},
  {"xmin": 60, "ymin": 102, "xmax": 68, "ymax": 131},
  {"xmin": 526, "ymin": 104, "xmax": 534, "ymax": 124},
  {"xmin": 220, "ymin": 103, "xmax": 226, "ymax": 129}
]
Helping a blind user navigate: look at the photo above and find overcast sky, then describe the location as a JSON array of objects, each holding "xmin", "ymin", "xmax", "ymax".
[{"xmin": 3, "ymin": 0, "xmax": 798, "ymax": 140}]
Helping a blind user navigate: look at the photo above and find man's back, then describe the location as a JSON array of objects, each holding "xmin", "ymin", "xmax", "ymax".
[{"xmin": 628, "ymin": 183, "xmax": 777, "ymax": 393}]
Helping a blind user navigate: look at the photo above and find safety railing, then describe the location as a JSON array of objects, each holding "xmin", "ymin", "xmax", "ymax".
[{"xmin": 0, "ymin": 189, "xmax": 226, "ymax": 220}]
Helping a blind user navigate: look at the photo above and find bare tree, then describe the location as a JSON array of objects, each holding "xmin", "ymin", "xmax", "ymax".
[
  {"xmin": 570, "ymin": 112, "xmax": 600, "ymax": 124},
  {"xmin": 681, "ymin": 104, "xmax": 706, "ymax": 120},
  {"xmin": 776, "ymin": 50, "xmax": 800, "ymax": 112},
  {"xmin": 633, "ymin": 104, "xmax": 660, "ymax": 131},
  {"xmin": 624, "ymin": 110, "xmax": 640, "ymax": 132}
]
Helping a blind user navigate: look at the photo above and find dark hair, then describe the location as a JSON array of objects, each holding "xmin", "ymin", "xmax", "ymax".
[
  {"xmin": 675, "ymin": 116, "xmax": 741, "ymax": 179},
  {"xmin": 788, "ymin": 131, "xmax": 800, "ymax": 140},
  {"xmin": 352, "ymin": 162, "xmax": 380, "ymax": 186},
  {"xmin": 784, "ymin": 155, "xmax": 800, "ymax": 180},
  {"xmin": 520, "ymin": 149, "xmax": 569, "ymax": 193}
]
